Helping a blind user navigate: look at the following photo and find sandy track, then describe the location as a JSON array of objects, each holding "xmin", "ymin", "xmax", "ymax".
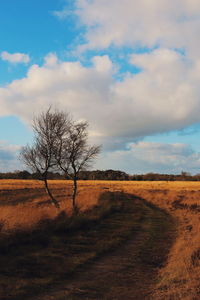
[{"xmin": 36, "ymin": 197, "xmax": 175, "ymax": 300}]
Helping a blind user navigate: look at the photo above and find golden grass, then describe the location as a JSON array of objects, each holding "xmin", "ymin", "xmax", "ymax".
[
  {"xmin": 0, "ymin": 180, "xmax": 200, "ymax": 299},
  {"xmin": 0, "ymin": 180, "xmax": 103, "ymax": 231}
]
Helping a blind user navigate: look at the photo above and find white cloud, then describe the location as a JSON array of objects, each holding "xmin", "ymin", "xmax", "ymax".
[
  {"xmin": 49, "ymin": 2, "xmax": 200, "ymax": 149},
  {"xmin": 39, "ymin": 1, "xmax": 200, "ymax": 153},
  {"xmin": 0, "ymin": 54, "xmax": 115, "ymax": 128},
  {"xmin": 53, "ymin": 7, "xmax": 71, "ymax": 20},
  {"xmin": 95, "ymin": 142, "xmax": 200, "ymax": 174},
  {"xmin": 44, "ymin": 52, "xmax": 59, "ymax": 67},
  {"xmin": 73, "ymin": 0, "xmax": 200, "ymax": 59},
  {"xmin": 1, "ymin": 50, "xmax": 200, "ymax": 150},
  {"xmin": 1, "ymin": 51, "xmax": 30, "ymax": 64}
]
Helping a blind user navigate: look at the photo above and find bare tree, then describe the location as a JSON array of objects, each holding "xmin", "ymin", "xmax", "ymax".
[
  {"xmin": 21, "ymin": 107, "xmax": 100, "ymax": 213},
  {"xmin": 55, "ymin": 120, "xmax": 101, "ymax": 213},
  {"xmin": 20, "ymin": 107, "xmax": 70, "ymax": 209}
]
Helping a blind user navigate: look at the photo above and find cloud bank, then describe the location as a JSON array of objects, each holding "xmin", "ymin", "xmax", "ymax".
[
  {"xmin": 0, "ymin": 50, "xmax": 200, "ymax": 150},
  {"xmin": 95, "ymin": 142, "xmax": 200, "ymax": 174},
  {"xmin": 1, "ymin": 0, "xmax": 200, "ymax": 172},
  {"xmin": 74, "ymin": 0, "xmax": 200, "ymax": 58},
  {"xmin": 1, "ymin": 139, "xmax": 200, "ymax": 174}
]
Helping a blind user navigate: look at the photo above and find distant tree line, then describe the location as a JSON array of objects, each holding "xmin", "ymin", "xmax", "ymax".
[
  {"xmin": 1, "ymin": 170, "xmax": 200, "ymax": 181},
  {"xmin": 0, "ymin": 170, "xmax": 64, "ymax": 180},
  {"xmin": 78, "ymin": 169, "xmax": 130, "ymax": 180},
  {"xmin": 130, "ymin": 171, "xmax": 199, "ymax": 181}
]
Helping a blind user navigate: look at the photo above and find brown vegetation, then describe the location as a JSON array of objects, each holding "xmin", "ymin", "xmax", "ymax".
[{"xmin": 0, "ymin": 180, "xmax": 199, "ymax": 299}]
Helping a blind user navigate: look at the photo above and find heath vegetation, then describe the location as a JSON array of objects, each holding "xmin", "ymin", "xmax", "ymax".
[{"xmin": 0, "ymin": 180, "xmax": 199, "ymax": 299}]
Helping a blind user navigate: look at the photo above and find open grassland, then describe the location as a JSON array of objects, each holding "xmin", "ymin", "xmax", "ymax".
[
  {"xmin": 0, "ymin": 191, "xmax": 174, "ymax": 300},
  {"xmin": 0, "ymin": 180, "xmax": 200, "ymax": 299}
]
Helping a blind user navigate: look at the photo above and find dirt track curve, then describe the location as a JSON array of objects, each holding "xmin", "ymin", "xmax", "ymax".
[{"xmin": 36, "ymin": 194, "xmax": 175, "ymax": 300}]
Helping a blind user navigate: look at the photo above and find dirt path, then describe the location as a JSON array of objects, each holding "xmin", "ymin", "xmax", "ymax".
[
  {"xmin": 37, "ymin": 196, "xmax": 175, "ymax": 300},
  {"xmin": 39, "ymin": 233, "xmax": 153, "ymax": 299}
]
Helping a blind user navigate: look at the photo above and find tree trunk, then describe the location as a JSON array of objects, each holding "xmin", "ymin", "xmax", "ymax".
[
  {"xmin": 72, "ymin": 177, "xmax": 78, "ymax": 214},
  {"xmin": 44, "ymin": 178, "xmax": 60, "ymax": 209}
]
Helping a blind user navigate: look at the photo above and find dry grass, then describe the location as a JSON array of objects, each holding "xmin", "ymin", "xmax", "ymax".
[
  {"xmin": 0, "ymin": 180, "xmax": 102, "ymax": 231},
  {"xmin": 0, "ymin": 190, "xmax": 174, "ymax": 300},
  {"xmin": 0, "ymin": 180, "xmax": 200, "ymax": 299},
  {"xmin": 104, "ymin": 181, "xmax": 200, "ymax": 300}
]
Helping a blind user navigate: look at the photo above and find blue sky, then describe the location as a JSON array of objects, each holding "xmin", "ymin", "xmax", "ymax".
[
  {"xmin": 0, "ymin": 0, "xmax": 78, "ymax": 84},
  {"xmin": 1, "ymin": 0, "xmax": 200, "ymax": 174}
]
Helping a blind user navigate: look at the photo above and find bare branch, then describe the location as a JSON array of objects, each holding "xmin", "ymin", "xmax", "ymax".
[
  {"xmin": 55, "ymin": 118, "xmax": 101, "ymax": 212},
  {"xmin": 20, "ymin": 106, "xmax": 101, "ymax": 212},
  {"xmin": 20, "ymin": 107, "xmax": 71, "ymax": 208}
]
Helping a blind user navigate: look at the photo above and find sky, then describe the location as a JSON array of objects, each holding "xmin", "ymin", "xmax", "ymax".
[{"xmin": 1, "ymin": 0, "xmax": 200, "ymax": 174}]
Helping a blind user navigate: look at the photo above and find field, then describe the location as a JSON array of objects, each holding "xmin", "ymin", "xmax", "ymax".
[{"xmin": 0, "ymin": 180, "xmax": 200, "ymax": 299}]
